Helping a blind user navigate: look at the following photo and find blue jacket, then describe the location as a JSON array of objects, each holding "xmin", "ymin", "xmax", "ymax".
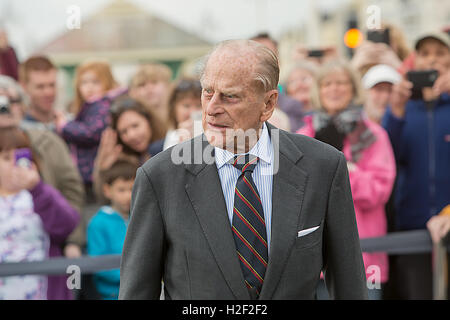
[
  {"xmin": 87, "ymin": 206, "xmax": 129, "ymax": 300},
  {"xmin": 382, "ymin": 94, "xmax": 450, "ymax": 230}
]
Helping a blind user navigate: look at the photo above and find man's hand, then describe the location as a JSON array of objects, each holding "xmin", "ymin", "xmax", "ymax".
[
  {"xmin": 389, "ymin": 79, "xmax": 413, "ymax": 118},
  {"xmin": 432, "ymin": 70, "xmax": 450, "ymax": 96}
]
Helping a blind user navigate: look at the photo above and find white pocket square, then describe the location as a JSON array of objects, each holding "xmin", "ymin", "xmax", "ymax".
[{"xmin": 297, "ymin": 225, "xmax": 320, "ymax": 238}]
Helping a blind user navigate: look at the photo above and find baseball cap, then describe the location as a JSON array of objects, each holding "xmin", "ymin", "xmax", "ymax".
[
  {"xmin": 362, "ymin": 64, "xmax": 402, "ymax": 89},
  {"xmin": 414, "ymin": 31, "xmax": 450, "ymax": 50}
]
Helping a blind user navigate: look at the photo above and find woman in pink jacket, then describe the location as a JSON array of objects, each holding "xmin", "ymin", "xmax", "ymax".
[{"xmin": 296, "ymin": 60, "xmax": 396, "ymax": 299}]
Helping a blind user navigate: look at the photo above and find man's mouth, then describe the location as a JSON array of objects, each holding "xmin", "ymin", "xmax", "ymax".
[{"xmin": 207, "ymin": 122, "xmax": 229, "ymax": 130}]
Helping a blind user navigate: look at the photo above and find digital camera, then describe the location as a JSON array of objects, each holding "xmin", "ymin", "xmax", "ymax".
[{"xmin": 0, "ymin": 95, "xmax": 10, "ymax": 114}]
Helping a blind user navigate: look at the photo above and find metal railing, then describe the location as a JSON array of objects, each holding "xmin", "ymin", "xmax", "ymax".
[{"xmin": 0, "ymin": 229, "xmax": 448, "ymax": 299}]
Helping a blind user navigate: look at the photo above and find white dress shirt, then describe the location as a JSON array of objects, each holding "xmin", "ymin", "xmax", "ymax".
[{"xmin": 214, "ymin": 122, "xmax": 274, "ymax": 253}]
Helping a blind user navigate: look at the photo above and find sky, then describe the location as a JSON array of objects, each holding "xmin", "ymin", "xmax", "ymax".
[{"xmin": 0, "ymin": 0, "xmax": 345, "ymax": 59}]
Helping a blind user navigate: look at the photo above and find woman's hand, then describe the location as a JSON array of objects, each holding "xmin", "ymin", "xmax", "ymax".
[
  {"xmin": 96, "ymin": 128, "xmax": 123, "ymax": 171},
  {"xmin": 292, "ymin": 44, "xmax": 338, "ymax": 65},
  {"xmin": 427, "ymin": 214, "xmax": 450, "ymax": 244},
  {"xmin": 351, "ymin": 42, "xmax": 402, "ymax": 72},
  {"xmin": 1, "ymin": 162, "xmax": 41, "ymax": 193}
]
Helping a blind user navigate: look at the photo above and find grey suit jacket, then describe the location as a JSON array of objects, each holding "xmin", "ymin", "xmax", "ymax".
[{"xmin": 119, "ymin": 123, "xmax": 368, "ymax": 300}]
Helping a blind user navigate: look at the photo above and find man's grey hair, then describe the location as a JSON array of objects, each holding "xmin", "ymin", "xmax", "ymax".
[{"xmin": 198, "ymin": 39, "xmax": 280, "ymax": 92}]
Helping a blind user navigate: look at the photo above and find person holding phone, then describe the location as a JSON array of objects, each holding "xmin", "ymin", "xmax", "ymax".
[
  {"xmin": 0, "ymin": 75, "xmax": 85, "ymax": 299},
  {"xmin": 382, "ymin": 31, "xmax": 450, "ymax": 300},
  {"xmin": 351, "ymin": 23, "xmax": 411, "ymax": 76},
  {"xmin": 0, "ymin": 127, "xmax": 80, "ymax": 300}
]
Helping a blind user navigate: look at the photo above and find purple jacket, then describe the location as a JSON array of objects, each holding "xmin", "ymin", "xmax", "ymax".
[
  {"xmin": 61, "ymin": 98, "xmax": 111, "ymax": 184},
  {"xmin": 30, "ymin": 181, "xmax": 80, "ymax": 300}
]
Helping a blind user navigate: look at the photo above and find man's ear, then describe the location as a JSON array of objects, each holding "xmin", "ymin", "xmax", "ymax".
[{"xmin": 260, "ymin": 89, "xmax": 278, "ymax": 122}]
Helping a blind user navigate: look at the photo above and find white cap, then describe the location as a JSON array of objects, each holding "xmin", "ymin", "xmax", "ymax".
[{"xmin": 362, "ymin": 64, "xmax": 402, "ymax": 89}]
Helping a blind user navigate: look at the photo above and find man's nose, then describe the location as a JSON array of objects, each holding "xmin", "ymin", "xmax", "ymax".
[
  {"xmin": 44, "ymin": 85, "xmax": 54, "ymax": 96},
  {"xmin": 205, "ymin": 93, "xmax": 222, "ymax": 116}
]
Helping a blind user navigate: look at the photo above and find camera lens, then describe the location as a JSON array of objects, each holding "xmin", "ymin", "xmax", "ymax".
[{"xmin": 0, "ymin": 96, "xmax": 10, "ymax": 114}]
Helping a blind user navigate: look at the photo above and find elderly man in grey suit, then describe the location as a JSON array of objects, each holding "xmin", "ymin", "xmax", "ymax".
[{"xmin": 119, "ymin": 39, "xmax": 368, "ymax": 300}]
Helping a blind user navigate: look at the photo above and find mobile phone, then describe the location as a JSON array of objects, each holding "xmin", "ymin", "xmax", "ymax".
[
  {"xmin": 15, "ymin": 148, "xmax": 33, "ymax": 168},
  {"xmin": 407, "ymin": 70, "xmax": 439, "ymax": 100},
  {"xmin": 367, "ymin": 28, "xmax": 390, "ymax": 45},
  {"xmin": 307, "ymin": 49, "xmax": 325, "ymax": 58},
  {"xmin": 407, "ymin": 70, "xmax": 439, "ymax": 88}
]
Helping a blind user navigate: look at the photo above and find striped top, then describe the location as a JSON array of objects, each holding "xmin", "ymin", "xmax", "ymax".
[{"xmin": 214, "ymin": 123, "xmax": 274, "ymax": 254}]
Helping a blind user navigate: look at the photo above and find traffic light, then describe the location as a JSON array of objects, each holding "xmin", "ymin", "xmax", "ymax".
[
  {"xmin": 344, "ymin": 28, "xmax": 363, "ymax": 49},
  {"xmin": 344, "ymin": 12, "xmax": 362, "ymax": 57}
]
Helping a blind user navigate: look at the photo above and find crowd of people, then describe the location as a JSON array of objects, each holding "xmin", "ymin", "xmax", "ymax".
[{"xmin": 0, "ymin": 21, "xmax": 449, "ymax": 300}]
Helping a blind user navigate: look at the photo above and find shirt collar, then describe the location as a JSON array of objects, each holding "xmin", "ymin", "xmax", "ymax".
[{"xmin": 215, "ymin": 122, "xmax": 272, "ymax": 169}]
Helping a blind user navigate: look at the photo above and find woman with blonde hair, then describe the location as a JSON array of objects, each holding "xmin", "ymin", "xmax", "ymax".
[
  {"xmin": 57, "ymin": 60, "xmax": 126, "ymax": 202},
  {"xmin": 297, "ymin": 60, "xmax": 396, "ymax": 299}
]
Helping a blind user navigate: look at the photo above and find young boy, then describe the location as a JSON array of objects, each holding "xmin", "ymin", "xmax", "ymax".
[{"xmin": 87, "ymin": 160, "xmax": 138, "ymax": 300}]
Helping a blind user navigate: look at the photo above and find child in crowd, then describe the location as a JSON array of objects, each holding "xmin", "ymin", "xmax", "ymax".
[
  {"xmin": 87, "ymin": 159, "xmax": 138, "ymax": 300},
  {"xmin": 0, "ymin": 127, "xmax": 79, "ymax": 300},
  {"xmin": 163, "ymin": 77, "xmax": 202, "ymax": 150},
  {"xmin": 128, "ymin": 63, "xmax": 173, "ymax": 123},
  {"xmin": 58, "ymin": 60, "xmax": 126, "ymax": 203}
]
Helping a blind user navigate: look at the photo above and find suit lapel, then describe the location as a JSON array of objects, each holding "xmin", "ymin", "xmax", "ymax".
[
  {"xmin": 184, "ymin": 135, "xmax": 250, "ymax": 300},
  {"xmin": 259, "ymin": 124, "xmax": 309, "ymax": 300},
  {"xmin": 183, "ymin": 128, "xmax": 308, "ymax": 300}
]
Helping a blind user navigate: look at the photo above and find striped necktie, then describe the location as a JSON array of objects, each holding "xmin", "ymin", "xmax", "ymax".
[{"xmin": 231, "ymin": 154, "xmax": 268, "ymax": 298}]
